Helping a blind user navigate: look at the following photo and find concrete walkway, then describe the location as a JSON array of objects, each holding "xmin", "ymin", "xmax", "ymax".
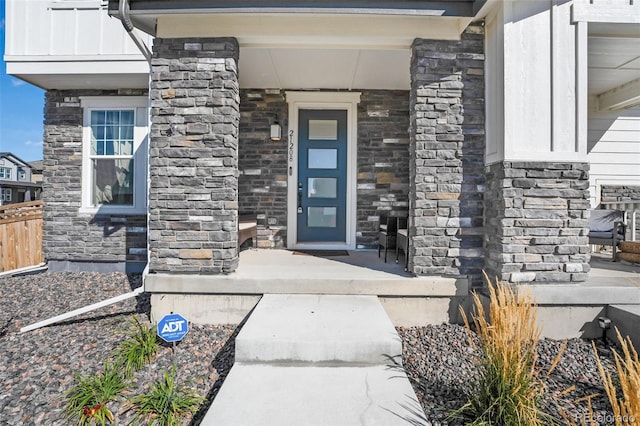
[{"xmin": 202, "ymin": 294, "xmax": 428, "ymax": 426}]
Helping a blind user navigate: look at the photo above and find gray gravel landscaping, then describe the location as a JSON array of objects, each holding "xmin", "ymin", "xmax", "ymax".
[{"xmin": 1, "ymin": 271, "xmax": 617, "ymax": 425}]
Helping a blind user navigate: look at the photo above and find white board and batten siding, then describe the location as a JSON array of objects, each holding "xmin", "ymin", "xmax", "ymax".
[
  {"xmin": 5, "ymin": 0, "xmax": 150, "ymax": 58},
  {"xmin": 485, "ymin": 0, "xmax": 587, "ymax": 165},
  {"xmin": 5, "ymin": 0, "xmax": 150, "ymax": 88},
  {"xmin": 587, "ymin": 106, "xmax": 640, "ymax": 207}
]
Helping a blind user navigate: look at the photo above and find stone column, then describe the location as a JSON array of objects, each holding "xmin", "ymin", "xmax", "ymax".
[
  {"xmin": 149, "ymin": 38, "xmax": 240, "ymax": 274},
  {"xmin": 409, "ymin": 24, "xmax": 486, "ymax": 279},
  {"xmin": 484, "ymin": 162, "xmax": 591, "ymax": 283},
  {"xmin": 481, "ymin": 1, "xmax": 591, "ymax": 284}
]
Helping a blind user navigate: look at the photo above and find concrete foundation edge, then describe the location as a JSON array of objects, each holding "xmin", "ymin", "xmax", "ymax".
[
  {"xmin": 48, "ymin": 260, "xmax": 146, "ymax": 274},
  {"xmin": 149, "ymin": 294, "xmax": 634, "ymax": 340},
  {"xmin": 150, "ymin": 293, "xmax": 261, "ymax": 325}
]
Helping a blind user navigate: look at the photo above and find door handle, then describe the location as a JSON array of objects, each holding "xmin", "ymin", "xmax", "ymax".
[{"xmin": 297, "ymin": 182, "xmax": 303, "ymax": 214}]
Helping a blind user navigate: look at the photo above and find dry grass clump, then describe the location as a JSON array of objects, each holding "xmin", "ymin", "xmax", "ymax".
[
  {"xmin": 594, "ymin": 329, "xmax": 640, "ymax": 425},
  {"xmin": 455, "ymin": 274, "xmax": 547, "ymax": 425}
]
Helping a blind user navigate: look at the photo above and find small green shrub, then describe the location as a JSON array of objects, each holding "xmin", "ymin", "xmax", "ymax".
[
  {"xmin": 64, "ymin": 362, "xmax": 127, "ymax": 425},
  {"xmin": 454, "ymin": 274, "xmax": 548, "ymax": 425},
  {"xmin": 112, "ymin": 316, "xmax": 158, "ymax": 378},
  {"xmin": 127, "ymin": 367, "xmax": 204, "ymax": 426}
]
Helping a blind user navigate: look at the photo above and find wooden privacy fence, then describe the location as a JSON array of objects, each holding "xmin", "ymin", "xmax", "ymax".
[{"xmin": 0, "ymin": 201, "xmax": 44, "ymax": 272}]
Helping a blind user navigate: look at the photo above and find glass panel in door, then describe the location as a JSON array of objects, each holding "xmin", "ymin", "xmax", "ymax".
[{"xmin": 297, "ymin": 110, "xmax": 347, "ymax": 242}]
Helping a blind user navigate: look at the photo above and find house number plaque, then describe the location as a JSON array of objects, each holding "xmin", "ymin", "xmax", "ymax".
[{"xmin": 288, "ymin": 130, "xmax": 294, "ymax": 163}]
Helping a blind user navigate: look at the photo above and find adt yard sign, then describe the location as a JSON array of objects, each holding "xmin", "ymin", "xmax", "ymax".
[{"xmin": 157, "ymin": 313, "xmax": 189, "ymax": 343}]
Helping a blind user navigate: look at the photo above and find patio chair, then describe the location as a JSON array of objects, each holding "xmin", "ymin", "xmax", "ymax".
[
  {"xmin": 378, "ymin": 213, "xmax": 398, "ymax": 262},
  {"xmin": 589, "ymin": 209, "xmax": 627, "ymax": 261},
  {"xmin": 395, "ymin": 216, "xmax": 409, "ymax": 271}
]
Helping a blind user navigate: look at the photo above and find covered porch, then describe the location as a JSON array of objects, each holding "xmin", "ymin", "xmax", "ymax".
[{"xmin": 145, "ymin": 248, "xmax": 640, "ymax": 332}]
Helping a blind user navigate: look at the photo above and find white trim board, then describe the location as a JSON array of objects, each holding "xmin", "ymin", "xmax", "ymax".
[{"xmin": 285, "ymin": 91, "xmax": 361, "ymax": 250}]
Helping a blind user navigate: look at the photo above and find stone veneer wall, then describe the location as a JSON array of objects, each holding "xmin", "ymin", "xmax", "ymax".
[
  {"xmin": 600, "ymin": 184, "xmax": 640, "ymax": 236},
  {"xmin": 601, "ymin": 185, "xmax": 640, "ymax": 203},
  {"xmin": 238, "ymin": 90, "xmax": 289, "ymax": 248},
  {"xmin": 356, "ymin": 91, "xmax": 410, "ymax": 248},
  {"xmin": 409, "ymin": 23, "xmax": 486, "ymax": 279},
  {"xmin": 43, "ymin": 90, "xmax": 147, "ymax": 271},
  {"xmin": 237, "ymin": 89, "xmax": 410, "ymax": 248},
  {"xmin": 149, "ymin": 38, "xmax": 240, "ymax": 274},
  {"xmin": 484, "ymin": 161, "xmax": 591, "ymax": 283}
]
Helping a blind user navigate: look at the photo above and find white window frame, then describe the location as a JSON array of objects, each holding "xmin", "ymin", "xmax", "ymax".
[
  {"xmin": 1, "ymin": 188, "xmax": 12, "ymax": 202},
  {"xmin": 18, "ymin": 169, "xmax": 26, "ymax": 181},
  {"xmin": 0, "ymin": 167, "xmax": 12, "ymax": 180},
  {"xmin": 80, "ymin": 96, "xmax": 148, "ymax": 215}
]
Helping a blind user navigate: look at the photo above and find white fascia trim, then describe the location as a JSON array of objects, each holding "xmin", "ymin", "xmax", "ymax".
[
  {"xmin": 134, "ymin": 7, "xmax": 458, "ymax": 16},
  {"xmin": 572, "ymin": 1, "xmax": 640, "ymax": 24},
  {"xmin": 4, "ymin": 55, "xmax": 147, "ymax": 62},
  {"xmin": 6, "ymin": 60, "xmax": 149, "ymax": 77},
  {"xmin": 157, "ymin": 13, "xmax": 466, "ymax": 44},
  {"xmin": 285, "ymin": 91, "xmax": 361, "ymax": 250}
]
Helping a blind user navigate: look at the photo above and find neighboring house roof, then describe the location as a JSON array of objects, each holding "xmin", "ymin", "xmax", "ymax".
[
  {"xmin": 0, "ymin": 180, "xmax": 42, "ymax": 188},
  {"xmin": 0, "ymin": 152, "xmax": 32, "ymax": 169},
  {"xmin": 28, "ymin": 160, "xmax": 44, "ymax": 172}
]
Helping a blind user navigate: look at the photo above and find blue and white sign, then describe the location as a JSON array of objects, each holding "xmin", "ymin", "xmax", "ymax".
[{"xmin": 157, "ymin": 313, "xmax": 189, "ymax": 343}]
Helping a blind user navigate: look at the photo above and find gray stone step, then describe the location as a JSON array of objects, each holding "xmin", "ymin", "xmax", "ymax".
[
  {"xmin": 234, "ymin": 294, "xmax": 403, "ymax": 365},
  {"xmin": 201, "ymin": 364, "xmax": 428, "ymax": 426}
]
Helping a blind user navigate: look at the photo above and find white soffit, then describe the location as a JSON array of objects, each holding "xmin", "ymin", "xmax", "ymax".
[
  {"xmin": 5, "ymin": 60, "xmax": 150, "ymax": 90},
  {"xmin": 239, "ymin": 47, "xmax": 410, "ymax": 90}
]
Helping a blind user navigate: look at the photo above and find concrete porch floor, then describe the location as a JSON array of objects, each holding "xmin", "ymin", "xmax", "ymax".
[
  {"xmin": 146, "ymin": 249, "xmax": 469, "ymax": 327},
  {"xmin": 234, "ymin": 248, "xmax": 640, "ymax": 284},
  {"xmin": 146, "ymin": 248, "xmax": 640, "ymax": 333},
  {"xmin": 148, "ymin": 248, "xmax": 640, "ymax": 290},
  {"xmin": 146, "ymin": 249, "xmax": 468, "ymax": 297},
  {"xmin": 588, "ymin": 252, "xmax": 640, "ymax": 287}
]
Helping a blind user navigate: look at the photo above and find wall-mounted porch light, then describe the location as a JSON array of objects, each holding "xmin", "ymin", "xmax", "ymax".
[{"xmin": 270, "ymin": 115, "xmax": 282, "ymax": 142}]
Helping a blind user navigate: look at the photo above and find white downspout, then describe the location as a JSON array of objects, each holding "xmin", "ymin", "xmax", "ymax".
[
  {"xmin": 20, "ymin": 285, "xmax": 145, "ymax": 333},
  {"xmin": 19, "ymin": 1, "xmax": 155, "ymax": 334},
  {"xmin": 118, "ymin": 0, "xmax": 152, "ymax": 63}
]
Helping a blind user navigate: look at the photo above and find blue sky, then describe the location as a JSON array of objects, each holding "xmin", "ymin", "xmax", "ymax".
[{"xmin": 0, "ymin": 0, "xmax": 46, "ymax": 162}]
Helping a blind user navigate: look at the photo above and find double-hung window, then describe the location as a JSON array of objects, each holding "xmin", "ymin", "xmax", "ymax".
[
  {"xmin": 80, "ymin": 97, "xmax": 148, "ymax": 214},
  {"xmin": 0, "ymin": 188, "xmax": 11, "ymax": 202},
  {"xmin": 0, "ymin": 168, "xmax": 12, "ymax": 180}
]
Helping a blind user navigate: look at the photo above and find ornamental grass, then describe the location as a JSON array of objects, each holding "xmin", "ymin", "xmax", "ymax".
[
  {"xmin": 455, "ymin": 273, "xmax": 548, "ymax": 425},
  {"xmin": 594, "ymin": 328, "xmax": 640, "ymax": 425}
]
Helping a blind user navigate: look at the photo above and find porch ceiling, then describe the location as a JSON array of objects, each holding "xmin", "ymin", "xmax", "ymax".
[
  {"xmin": 150, "ymin": 12, "xmax": 465, "ymax": 91},
  {"xmin": 239, "ymin": 47, "xmax": 410, "ymax": 90},
  {"xmin": 588, "ymin": 23, "xmax": 640, "ymax": 110}
]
